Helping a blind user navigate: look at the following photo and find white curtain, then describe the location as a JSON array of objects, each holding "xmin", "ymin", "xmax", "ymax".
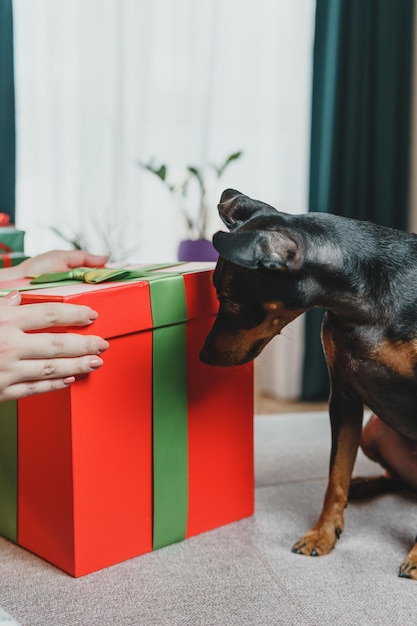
[{"xmin": 13, "ymin": 0, "xmax": 316, "ymax": 398}]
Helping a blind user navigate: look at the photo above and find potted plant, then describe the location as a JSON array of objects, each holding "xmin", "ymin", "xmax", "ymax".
[
  {"xmin": 138, "ymin": 150, "xmax": 243, "ymax": 261},
  {"xmin": 49, "ymin": 214, "xmax": 140, "ymax": 263}
]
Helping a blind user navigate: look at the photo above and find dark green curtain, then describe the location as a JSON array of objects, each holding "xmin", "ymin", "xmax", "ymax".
[
  {"xmin": 0, "ymin": 0, "xmax": 15, "ymax": 221},
  {"xmin": 301, "ymin": 0, "xmax": 415, "ymax": 400}
]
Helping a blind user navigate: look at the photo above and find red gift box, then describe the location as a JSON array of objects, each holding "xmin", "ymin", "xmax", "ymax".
[{"xmin": 0, "ymin": 263, "xmax": 254, "ymax": 577}]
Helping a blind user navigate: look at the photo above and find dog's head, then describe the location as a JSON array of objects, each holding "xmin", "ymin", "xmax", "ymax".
[{"xmin": 200, "ymin": 189, "xmax": 307, "ymax": 366}]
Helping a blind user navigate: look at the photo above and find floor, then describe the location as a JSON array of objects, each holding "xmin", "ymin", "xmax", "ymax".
[
  {"xmin": 255, "ymin": 391, "xmax": 327, "ymax": 415},
  {"xmin": 3, "ymin": 411, "xmax": 417, "ymax": 625},
  {"xmin": 0, "ymin": 392, "xmax": 330, "ymax": 626}
]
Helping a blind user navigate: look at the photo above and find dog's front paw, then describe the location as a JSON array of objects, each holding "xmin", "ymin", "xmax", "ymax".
[
  {"xmin": 292, "ymin": 525, "xmax": 342, "ymax": 557},
  {"xmin": 399, "ymin": 544, "xmax": 417, "ymax": 579}
]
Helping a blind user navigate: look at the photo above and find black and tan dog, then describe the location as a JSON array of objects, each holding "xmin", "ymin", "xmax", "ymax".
[{"xmin": 200, "ymin": 188, "xmax": 417, "ymax": 579}]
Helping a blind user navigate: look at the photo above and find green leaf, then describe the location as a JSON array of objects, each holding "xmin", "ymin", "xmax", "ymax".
[
  {"xmin": 137, "ymin": 159, "xmax": 168, "ymax": 182},
  {"xmin": 213, "ymin": 150, "xmax": 243, "ymax": 177},
  {"xmin": 155, "ymin": 165, "xmax": 167, "ymax": 181},
  {"xmin": 50, "ymin": 226, "xmax": 83, "ymax": 250},
  {"xmin": 187, "ymin": 166, "xmax": 205, "ymax": 193}
]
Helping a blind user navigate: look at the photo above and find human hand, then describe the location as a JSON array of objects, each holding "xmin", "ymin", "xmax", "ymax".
[
  {"xmin": 0, "ymin": 290, "xmax": 109, "ymax": 401},
  {"xmin": 0, "ymin": 250, "xmax": 108, "ymax": 282}
]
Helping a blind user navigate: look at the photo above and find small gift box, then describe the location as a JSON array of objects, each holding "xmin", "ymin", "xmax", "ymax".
[
  {"xmin": 0, "ymin": 251, "xmax": 29, "ymax": 268},
  {"xmin": 0, "ymin": 215, "xmax": 26, "ymax": 267},
  {"xmin": 0, "ymin": 263, "xmax": 254, "ymax": 576},
  {"xmin": 0, "ymin": 225, "xmax": 25, "ymax": 253}
]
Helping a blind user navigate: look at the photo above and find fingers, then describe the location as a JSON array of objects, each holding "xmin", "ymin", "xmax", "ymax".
[
  {"xmin": 0, "ymin": 377, "xmax": 77, "ymax": 402},
  {"xmin": 0, "ymin": 337, "xmax": 109, "ymax": 402},
  {"xmin": 9, "ymin": 249, "xmax": 108, "ymax": 280},
  {"xmin": 0, "ymin": 290, "xmax": 22, "ymax": 306},
  {"xmin": 2, "ymin": 353, "xmax": 105, "ymax": 387},
  {"xmin": 0, "ymin": 293, "xmax": 112, "ymax": 403},
  {"xmin": 0, "ymin": 301, "xmax": 101, "ymax": 331},
  {"xmin": 15, "ymin": 331, "xmax": 109, "ymax": 359},
  {"xmin": 63, "ymin": 250, "xmax": 108, "ymax": 268}
]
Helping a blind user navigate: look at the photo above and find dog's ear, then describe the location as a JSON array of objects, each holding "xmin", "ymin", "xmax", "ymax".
[
  {"xmin": 218, "ymin": 189, "xmax": 278, "ymax": 231},
  {"xmin": 213, "ymin": 229, "xmax": 303, "ymax": 271}
]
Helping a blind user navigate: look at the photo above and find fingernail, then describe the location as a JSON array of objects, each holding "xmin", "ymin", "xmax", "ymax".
[
  {"xmin": 89, "ymin": 356, "xmax": 104, "ymax": 369},
  {"xmin": 5, "ymin": 290, "xmax": 20, "ymax": 301},
  {"xmin": 63, "ymin": 376, "xmax": 76, "ymax": 385},
  {"xmin": 88, "ymin": 309, "xmax": 99, "ymax": 322},
  {"xmin": 98, "ymin": 340, "xmax": 110, "ymax": 353}
]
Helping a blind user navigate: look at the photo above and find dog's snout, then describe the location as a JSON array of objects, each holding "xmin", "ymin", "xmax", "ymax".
[
  {"xmin": 199, "ymin": 346, "xmax": 213, "ymax": 365},
  {"xmin": 245, "ymin": 339, "xmax": 266, "ymax": 362},
  {"xmin": 200, "ymin": 339, "xmax": 233, "ymax": 367}
]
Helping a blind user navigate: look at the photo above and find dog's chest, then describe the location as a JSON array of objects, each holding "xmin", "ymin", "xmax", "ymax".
[
  {"xmin": 331, "ymin": 326, "xmax": 417, "ymax": 438},
  {"xmin": 333, "ymin": 323, "xmax": 417, "ymax": 372}
]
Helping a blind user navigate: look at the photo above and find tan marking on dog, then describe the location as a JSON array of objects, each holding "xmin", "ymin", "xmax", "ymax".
[
  {"xmin": 373, "ymin": 339, "xmax": 417, "ymax": 378},
  {"xmin": 400, "ymin": 542, "xmax": 417, "ymax": 579},
  {"xmin": 210, "ymin": 302, "xmax": 306, "ymax": 366},
  {"xmin": 262, "ymin": 302, "xmax": 305, "ymax": 332},
  {"xmin": 322, "ymin": 325, "xmax": 336, "ymax": 369}
]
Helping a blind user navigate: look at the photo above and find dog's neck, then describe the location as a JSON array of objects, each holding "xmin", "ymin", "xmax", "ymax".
[{"xmin": 292, "ymin": 214, "xmax": 406, "ymax": 323}]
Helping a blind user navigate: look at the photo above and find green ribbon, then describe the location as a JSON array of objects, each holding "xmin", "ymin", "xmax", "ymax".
[
  {"xmin": 0, "ymin": 401, "xmax": 18, "ymax": 541},
  {"xmin": 150, "ymin": 276, "xmax": 188, "ymax": 549},
  {"xmin": 0, "ymin": 264, "xmax": 191, "ymax": 551}
]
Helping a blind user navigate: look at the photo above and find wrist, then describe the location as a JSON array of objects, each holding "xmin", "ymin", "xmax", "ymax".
[{"xmin": 0, "ymin": 266, "xmax": 25, "ymax": 281}]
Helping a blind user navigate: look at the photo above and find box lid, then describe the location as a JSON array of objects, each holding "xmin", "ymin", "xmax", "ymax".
[{"xmin": 0, "ymin": 262, "xmax": 218, "ymax": 339}]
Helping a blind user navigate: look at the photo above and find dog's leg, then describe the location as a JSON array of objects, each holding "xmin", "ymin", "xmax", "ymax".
[
  {"xmin": 399, "ymin": 542, "xmax": 417, "ymax": 579},
  {"xmin": 348, "ymin": 474, "xmax": 404, "ymax": 499},
  {"xmin": 350, "ymin": 413, "xmax": 417, "ymax": 498},
  {"xmin": 349, "ymin": 414, "xmax": 404, "ymax": 499},
  {"xmin": 292, "ymin": 386, "xmax": 363, "ymax": 556}
]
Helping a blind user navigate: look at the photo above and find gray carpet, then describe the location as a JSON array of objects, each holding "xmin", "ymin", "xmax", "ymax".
[{"xmin": 1, "ymin": 412, "xmax": 417, "ymax": 626}]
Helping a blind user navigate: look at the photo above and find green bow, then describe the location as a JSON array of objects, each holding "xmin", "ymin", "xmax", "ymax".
[
  {"xmin": 0, "ymin": 263, "xmax": 186, "ymax": 296},
  {"xmin": 30, "ymin": 263, "xmax": 184, "ymax": 285}
]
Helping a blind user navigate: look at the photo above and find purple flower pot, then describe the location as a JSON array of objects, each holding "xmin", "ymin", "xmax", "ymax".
[{"xmin": 177, "ymin": 239, "xmax": 218, "ymax": 262}]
